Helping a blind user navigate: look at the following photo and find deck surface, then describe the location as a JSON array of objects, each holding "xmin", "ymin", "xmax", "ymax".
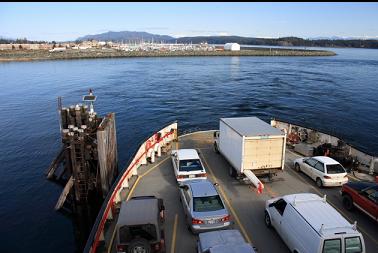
[{"xmin": 106, "ymin": 131, "xmax": 378, "ymax": 253}]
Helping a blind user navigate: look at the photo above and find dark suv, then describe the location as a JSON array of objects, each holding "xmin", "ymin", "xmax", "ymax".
[{"xmin": 116, "ymin": 196, "xmax": 166, "ymax": 253}]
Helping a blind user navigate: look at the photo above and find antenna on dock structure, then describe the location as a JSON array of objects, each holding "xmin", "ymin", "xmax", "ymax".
[{"xmin": 82, "ymin": 88, "xmax": 97, "ymax": 116}]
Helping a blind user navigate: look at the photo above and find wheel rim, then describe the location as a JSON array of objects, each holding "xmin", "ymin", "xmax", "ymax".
[
  {"xmin": 265, "ymin": 213, "xmax": 270, "ymax": 225},
  {"xmin": 295, "ymin": 164, "xmax": 300, "ymax": 172},
  {"xmin": 316, "ymin": 178, "xmax": 322, "ymax": 187},
  {"xmin": 132, "ymin": 246, "xmax": 146, "ymax": 253}
]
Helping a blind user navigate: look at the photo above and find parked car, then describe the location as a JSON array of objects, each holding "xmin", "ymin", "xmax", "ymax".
[
  {"xmin": 171, "ymin": 149, "xmax": 207, "ymax": 184},
  {"xmin": 265, "ymin": 193, "xmax": 365, "ymax": 253},
  {"xmin": 116, "ymin": 196, "xmax": 166, "ymax": 253},
  {"xmin": 293, "ymin": 156, "xmax": 348, "ymax": 187},
  {"xmin": 341, "ymin": 181, "xmax": 378, "ymax": 221},
  {"xmin": 197, "ymin": 229, "xmax": 257, "ymax": 253},
  {"xmin": 179, "ymin": 179, "xmax": 231, "ymax": 234}
]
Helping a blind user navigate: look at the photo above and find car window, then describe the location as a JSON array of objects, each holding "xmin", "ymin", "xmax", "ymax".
[
  {"xmin": 183, "ymin": 188, "xmax": 191, "ymax": 205},
  {"xmin": 119, "ymin": 224, "xmax": 157, "ymax": 243},
  {"xmin": 306, "ymin": 158, "xmax": 318, "ymax": 167},
  {"xmin": 274, "ymin": 199, "xmax": 287, "ymax": 216},
  {"xmin": 193, "ymin": 195, "xmax": 225, "ymax": 212},
  {"xmin": 314, "ymin": 162, "xmax": 325, "ymax": 172},
  {"xmin": 345, "ymin": 237, "xmax": 362, "ymax": 253},
  {"xmin": 326, "ymin": 164, "xmax": 345, "ymax": 174},
  {"xmin": 179, "ymin": 159, "xmax": 203, "ymax": 171},
  {"xmin": 322, "ymin": 239, "xmax": 341, "ymax": 253},
  {"xmin": 365, "ymin": 188, "xmax": 378, "ymax": 203}
]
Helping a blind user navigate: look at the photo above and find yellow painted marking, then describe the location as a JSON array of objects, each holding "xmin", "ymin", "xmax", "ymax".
[
  {"xmin": 200, "ymin": 154, "xmax": 252, "ymax": 244},
  {"xmin": 290, "ymin": 169, "xmax": 378, "ymax": 246},
  {"xmin": 170, "ymin": 214, "xmax": 179, "ymax": 253},
  {"xmin": 106, "ymin": 157, "xmax": 169, "ymax": 252},
  {"xmin": 126, "ymin": 157, "xmax": 169, "ymax": 201},
  {"xmin": 107, "ymin": 228, "xmax": 117, "ymax": 253}
]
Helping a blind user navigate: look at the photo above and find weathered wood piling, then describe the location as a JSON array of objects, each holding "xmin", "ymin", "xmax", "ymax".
[{"xmin": 46, "ymin": 90, "xmax": 118, "ymax": 211}]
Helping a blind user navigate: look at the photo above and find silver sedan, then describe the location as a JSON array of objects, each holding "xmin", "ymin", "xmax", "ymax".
[{"xmin": 179, "ymin": 179, "xmax": 231, "ymax": 234}]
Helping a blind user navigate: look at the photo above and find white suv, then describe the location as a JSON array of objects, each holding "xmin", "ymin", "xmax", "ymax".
[
  {"xmin": 293, "ymin": 156, "xmax": 348, "ymax": 187},
  {"xmin": 171, "ymin": 149, "xmax": 207, "ymax": 184}
]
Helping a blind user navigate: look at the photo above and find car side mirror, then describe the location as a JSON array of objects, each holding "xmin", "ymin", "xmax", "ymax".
[
  {"xmin": 179, "ymin": 185, "xmax": 188, "ymax": 190},
  {"xmin": 213, "ymin": 182, "xmax": 219, "ymax": 186},
  {"xmin": 268, "ymin": 203, "xmax": 275, "ymax": 208}
]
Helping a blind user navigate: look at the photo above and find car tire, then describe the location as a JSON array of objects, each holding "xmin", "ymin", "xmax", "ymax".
[
  {"xmin": 294, "ymin": 163, "xmax": 301, "ymax": 172},
  {"xmin": 128, "ymin": 238, "xmax": 151, "ymax": 253},
  {"xmin": 214, "ymin": 142, "xmax": 220, "ymax": 154},
  {"xmin": 343, "ymin": 194, "xmax": 354, "ymax": 211},
  {"xmin": 229, "ymin": 167, "xmax": 237, "ymax": 178},
  {"xmin": 264, "ymin": 211, "xmax": 272, "ymax": 228},
  {"xmin": 316, "ymin": 178, "xmax": 323, "ymax": 188}
]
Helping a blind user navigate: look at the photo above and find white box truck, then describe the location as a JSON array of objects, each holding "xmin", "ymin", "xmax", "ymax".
[{"xmin": 214, "ymin": 117, "xmax": 286, "ymax": 191}]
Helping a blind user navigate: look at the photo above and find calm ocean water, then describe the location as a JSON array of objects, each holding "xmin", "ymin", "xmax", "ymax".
[{"xmin": 0, "ymin": 47, "xmax": 377, "ymax": 252}]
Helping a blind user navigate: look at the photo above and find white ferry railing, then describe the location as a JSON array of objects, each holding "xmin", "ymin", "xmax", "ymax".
[{"xmin": 85, "ymin": 121, "xmax": 178, "ymax": 253}]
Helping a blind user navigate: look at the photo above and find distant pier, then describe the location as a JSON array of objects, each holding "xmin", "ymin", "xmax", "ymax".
[{"xmin": 0, "ymin": 47, "xmax": 336, "ymax": 62}]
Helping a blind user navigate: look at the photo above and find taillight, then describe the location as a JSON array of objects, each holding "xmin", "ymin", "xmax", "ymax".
[
  {"xmin": 192, "ymin": 218, "xmax": 204, "ymax": 224},
  {"xmin": 221, "ymin": 215, "xmax": 230, "ymax": 222},
  {"xmin": 324, "ymin": 175, "xmax": 331, "ymax": 179},
  {"xmin": 154, "ymin": 242, "xmax": 160, "ymax": 251},
  {"xmin": 117, "ymin": 244, "xmax": 126, "ymax": 252},
  {"xmin": 177, "ymin": 175, "xmax": 187, "ymax": 179},
  {"xmin": 196, "ymin": 173, "xmax": 207, "ymax": 178}
]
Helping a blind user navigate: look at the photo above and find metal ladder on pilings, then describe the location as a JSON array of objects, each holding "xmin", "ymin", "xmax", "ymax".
[{"xmin": 71, "ymin": 135, "xmax": 89, "ymax": 203}]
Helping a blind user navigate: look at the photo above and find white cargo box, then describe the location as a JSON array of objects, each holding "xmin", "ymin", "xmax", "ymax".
[{"xmin": 218, "ymin": 117, "xmax": 286, "ymax": 174}]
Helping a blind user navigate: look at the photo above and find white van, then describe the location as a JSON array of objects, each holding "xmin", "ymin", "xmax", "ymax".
[{"xmin": 264, "ymin": 193, "xmax": 365, "ymax": 253}]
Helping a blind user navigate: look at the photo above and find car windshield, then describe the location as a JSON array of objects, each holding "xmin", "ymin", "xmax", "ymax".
[
  {"xmin": 119, "ymin": 224, "xmax": 157, "ymax": 243},
  {"xmin": 179, "ymin": 159, "xmax": 203, "ymax": 172},
  {"xmin": 326, "ymin": 164, "xmax": 345, "ymax": 174},
  {"xmin": 193, "ymin": 195, "xmax": 225, "ymax": 212}
]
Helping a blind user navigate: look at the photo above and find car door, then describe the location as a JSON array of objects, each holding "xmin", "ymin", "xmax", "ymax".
[
  {"xmin": 302, "ymin": 158, "xmax": 317, "ymax": 177},
  {"xmin": 360, "ymin": 187, "xmax": 378, "ymax": 221},
  {"xmin": 181, "ymin": 186, "xmax": 192, "ymax": 223},
  {"xmin": 312, "ymin": 161, "xmax": 325, "ymax": 181},
  {"xmin": 269, "ymin": 198, "xmax": 287, "ymax": 236},
  {"xmin": 172, "ymin": 153, "xmax": 179, "ymax": 177}
]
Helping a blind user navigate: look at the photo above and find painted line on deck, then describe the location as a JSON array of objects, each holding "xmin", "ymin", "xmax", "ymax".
[
  {"xmin": 126, "ymin": 157, "xmax": 169, "ymax": 201},
  {"xmin": 106, "ymin": 157, "xmax": 170, "ymax": 252},
  {"xmin": 290, "ymin": 168, "xmax": 378, "ymax": 246},
  {"xmin": 200, "ymin": 153, "xmax": 253, "ymax": 244},
  {"xmin": 170, "ymin": 214, "xmax": 179, "ymax": 253}
]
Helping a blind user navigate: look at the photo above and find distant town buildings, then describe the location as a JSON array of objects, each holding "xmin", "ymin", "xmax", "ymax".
[{"xmin": 0, "ymin": 40, "xmax": 217, "ymax": 52}]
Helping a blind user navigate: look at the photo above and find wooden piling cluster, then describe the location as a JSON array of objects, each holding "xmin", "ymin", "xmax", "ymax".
[{"xmin": 46, "ymin": 100, "xmax": 118, "ymax": 211}]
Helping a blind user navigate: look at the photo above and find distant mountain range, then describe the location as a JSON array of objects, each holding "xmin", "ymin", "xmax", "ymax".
[
  {"xmin": 77, "ymin": 31, "xmax": 174, "ymax": 43},
  {"xmin": 74, "ymin": 31, "xmax": 378, "ymax": 49}
]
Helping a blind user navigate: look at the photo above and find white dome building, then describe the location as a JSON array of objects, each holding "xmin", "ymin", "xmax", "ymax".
[{"xmin": 224, "ymin": 43, "xmax": 240, "ymax": 51}]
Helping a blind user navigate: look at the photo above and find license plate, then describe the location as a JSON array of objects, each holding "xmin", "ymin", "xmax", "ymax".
[
  {"xmin": 207, "ymin": 219, "xmax": 216, "ymax": 224},
  {"xmin": 189, "ymin": 175, "xmax": 195, "ymax": 178}
]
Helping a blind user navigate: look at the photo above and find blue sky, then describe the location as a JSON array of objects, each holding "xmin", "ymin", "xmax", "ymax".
[{"xmin": 1, "ymin": 2, "xmax": 378, "ymax": 41}]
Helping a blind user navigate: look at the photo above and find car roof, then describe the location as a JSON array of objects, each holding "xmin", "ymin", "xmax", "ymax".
[
  {"xmin": 177, "ymin": 149, "xmax": 200, "ymax": 160},
  {"xmin": 210, "ymin": 244, "xmax": 256, "ymax": 253},
  {"xmin": 312, "ymin": 156, "xmax": 339, "ymax": 165},
  {"xmin": 199, "ymin": 230, "xmax": 253, "ymax": 252},
  {"xmin": 282, "ymin": 193, "xmax": 359, "ymax": 237},
  {"xmin": 185, "ymin": 179, "xmax": 218, "ymax": 197},
  {"xmin": 116, "ymin": 197, "xmax": 158, "ymax": 228}
]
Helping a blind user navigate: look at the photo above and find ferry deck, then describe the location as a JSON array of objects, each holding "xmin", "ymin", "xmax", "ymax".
[{"xmin": 96, "ymin": 131, "xmax": 377, "ymax": 253}]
